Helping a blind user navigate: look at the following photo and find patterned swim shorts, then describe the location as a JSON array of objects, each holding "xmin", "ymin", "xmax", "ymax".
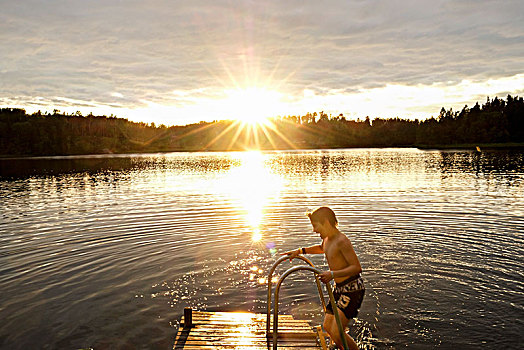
[{"xmin": 325, "ymin": 274, "xmax": 365, "ymax": 319}]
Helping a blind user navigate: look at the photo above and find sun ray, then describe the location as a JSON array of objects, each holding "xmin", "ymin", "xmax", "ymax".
[
  {"xmin": 155, "ymin": 16, "xmax": 298, "ymax": 144},
  {"xmin": 226, "ymin": 121, "xmax": 248, "ymax": 150},
  {"xmin": 257, "ymin": 122, "xmax": 280, "ymax": 150},
  {"xmin": 264, "ymin": 59, "xmax": 281, "ymax": 87},
  {"xmin": 204, "ymin": 120, "xmax": 241, "ymax": 150},
  {"xmin": 260, "ymin": 120, "xmax": 298, "ymax": 150},
  {"xmin": 218, "ymin": 56, "xmax": 242, "ymax": 90},
  {"xmin": 251, "ymin": 123, "xmax": 261, "ymax": 150},
  {"xmin": 177, "ymin": 120, "xmax": 217, "ymax": 140},
  {"xmin": 242, "ymin": 123, "xmax": 252, "ymax": 148}
]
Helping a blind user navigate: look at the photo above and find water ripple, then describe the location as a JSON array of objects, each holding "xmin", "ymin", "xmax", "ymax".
[{"xmin": 0, "ymin": 149, "xmax": 523, "ymax": 349}]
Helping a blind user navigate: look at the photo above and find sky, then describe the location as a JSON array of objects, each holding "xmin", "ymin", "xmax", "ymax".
[{"xmin": 1, "ymin": 0, "xmax": 523, "ymax": 126}]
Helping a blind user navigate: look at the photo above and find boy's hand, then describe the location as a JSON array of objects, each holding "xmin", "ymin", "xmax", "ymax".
[
  {"xmin": 318, "ymin": 271, "xmax": 333, "ymax": 283},
  {"xmin": 280, "ymin": 249, "xmax": 300, "ymax": 262}
]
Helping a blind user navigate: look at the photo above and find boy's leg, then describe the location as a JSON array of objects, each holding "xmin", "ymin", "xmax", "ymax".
[
  {"xmin": 322, "ymin": 313, "xmax": 336, "ymax": 347},
  {"xmin": 323, "ymin": 309, "xmax": 358, "ymax": 350}
]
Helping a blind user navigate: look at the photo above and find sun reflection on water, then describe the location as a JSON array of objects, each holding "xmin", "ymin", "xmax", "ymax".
[
  {"xmin": 218, "ymin": 151, "xmax": 282, "ymax": 243},
  {"xmin": 251, "ymin": 230, "xmax": 262, "ymax": 242}
]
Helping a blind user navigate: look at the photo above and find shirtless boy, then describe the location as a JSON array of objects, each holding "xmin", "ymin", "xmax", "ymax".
[{"xmin": 282, "ymin": 207, "xmax": 365, "ymax": 350}]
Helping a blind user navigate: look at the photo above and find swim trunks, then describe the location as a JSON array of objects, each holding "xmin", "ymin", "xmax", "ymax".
[{"xmin": 325, "ymin": 274, "xmax": 365, "ymax": 319}]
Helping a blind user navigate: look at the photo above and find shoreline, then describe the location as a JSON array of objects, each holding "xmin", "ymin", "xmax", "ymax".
[
  {"xmin": 415, "ymin": 142, "xmax": 524, "ymax": 150},
  {"xmin": 2, "ymin": 143, "xmax": 524, "ymax": 159}
]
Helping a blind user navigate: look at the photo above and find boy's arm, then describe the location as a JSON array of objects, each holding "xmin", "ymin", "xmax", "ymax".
[
  {"xmin": 281, "ymin": 244, "xmax": 323, "ymax": 261},
  {"xmin": 302, "ymin": 244, "xmax": 324, "ymax": 254}
]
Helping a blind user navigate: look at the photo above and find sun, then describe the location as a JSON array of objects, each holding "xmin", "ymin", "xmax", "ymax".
[
  {"xmin": 222, "ymin": 87, "xmax": 284, "ymax": 125},
  {"xmin": 173, "ymin": 83, "xmax": 299, "ymax": 151}
]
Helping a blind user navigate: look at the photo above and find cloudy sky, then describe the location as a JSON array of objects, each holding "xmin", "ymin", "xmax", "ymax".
[{"xmin": 1, "ymin": 0, "xmax": 523, "ymax": 125}]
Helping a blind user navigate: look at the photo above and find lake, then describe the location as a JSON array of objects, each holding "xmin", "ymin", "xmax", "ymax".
[{"xmin": 1, "ymin": 148, "xmax": 523, "ymax": 349}]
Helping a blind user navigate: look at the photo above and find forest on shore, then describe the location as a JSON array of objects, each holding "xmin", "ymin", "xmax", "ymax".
[{"xmin": 1, "ymin": 95, "xmax": 523, "ymax": 156}]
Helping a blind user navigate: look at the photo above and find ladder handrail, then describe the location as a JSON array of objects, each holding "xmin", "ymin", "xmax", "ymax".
[
  {"xmin": 266, "ymin": 255, "xmax": 326, "ymax": 335},
  {"xmin": 272, "ymin": 265, "xmax": 349, "ymax": 350}
]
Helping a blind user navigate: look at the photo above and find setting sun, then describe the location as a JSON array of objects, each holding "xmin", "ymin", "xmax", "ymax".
[{"xmin": 222, "ymin": 87, "xmax": 284, "ymax": 125}]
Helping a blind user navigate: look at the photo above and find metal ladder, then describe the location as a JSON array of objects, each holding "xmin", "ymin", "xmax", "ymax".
[{"xmin": 266, "ymin": 255, "xmax": 350, "ymax": 350}]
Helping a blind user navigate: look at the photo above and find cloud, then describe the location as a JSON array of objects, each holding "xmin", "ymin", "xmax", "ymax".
[{"xmin": 1, "ymin": 0, "xmax": 523, "ymax": 124}]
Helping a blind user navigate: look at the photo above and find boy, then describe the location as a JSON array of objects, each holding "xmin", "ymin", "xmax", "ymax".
[{"xmin": 282, "ymin": 207, "xmax": 365, "ymax": 350}]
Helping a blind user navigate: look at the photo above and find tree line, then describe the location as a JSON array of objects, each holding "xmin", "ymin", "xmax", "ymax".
[{"xmin": 1, "ymin": 95, "xmax": 523, "ymax": 156}]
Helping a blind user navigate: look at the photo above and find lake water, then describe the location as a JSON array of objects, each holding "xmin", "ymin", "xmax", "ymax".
[{"xmin": 1, "ymin": 149, "xmax": 523, "ymax": 349}]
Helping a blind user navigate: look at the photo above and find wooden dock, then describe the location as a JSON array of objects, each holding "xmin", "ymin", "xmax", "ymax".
[{"xmin": 174, "ymin": 309, "xmax": 327, "ymax": 349}]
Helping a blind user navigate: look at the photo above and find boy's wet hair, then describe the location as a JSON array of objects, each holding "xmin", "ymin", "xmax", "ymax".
[{"xmin": 307, "ymin": 206, "xmax": 338, "ymax": 227}]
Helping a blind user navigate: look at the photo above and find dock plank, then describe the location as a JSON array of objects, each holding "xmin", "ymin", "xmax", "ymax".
[
  {"xmin": 183, "ymin": 320, "xmax": 311, "ymax": 327},
  {"xmin": 189, "ymin": 311, "xmax": 294, "ymax": 319},
  {"xmin": 174, "ymin": 310, "xmax": 322, "ymax": 349},
  {"xmin": 175, "ymin": 339, "xmax": 317, "ymax": 346},
  {"xmin": 175, "ymin": 346, "xmax": 319, "ymax": 349}
]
